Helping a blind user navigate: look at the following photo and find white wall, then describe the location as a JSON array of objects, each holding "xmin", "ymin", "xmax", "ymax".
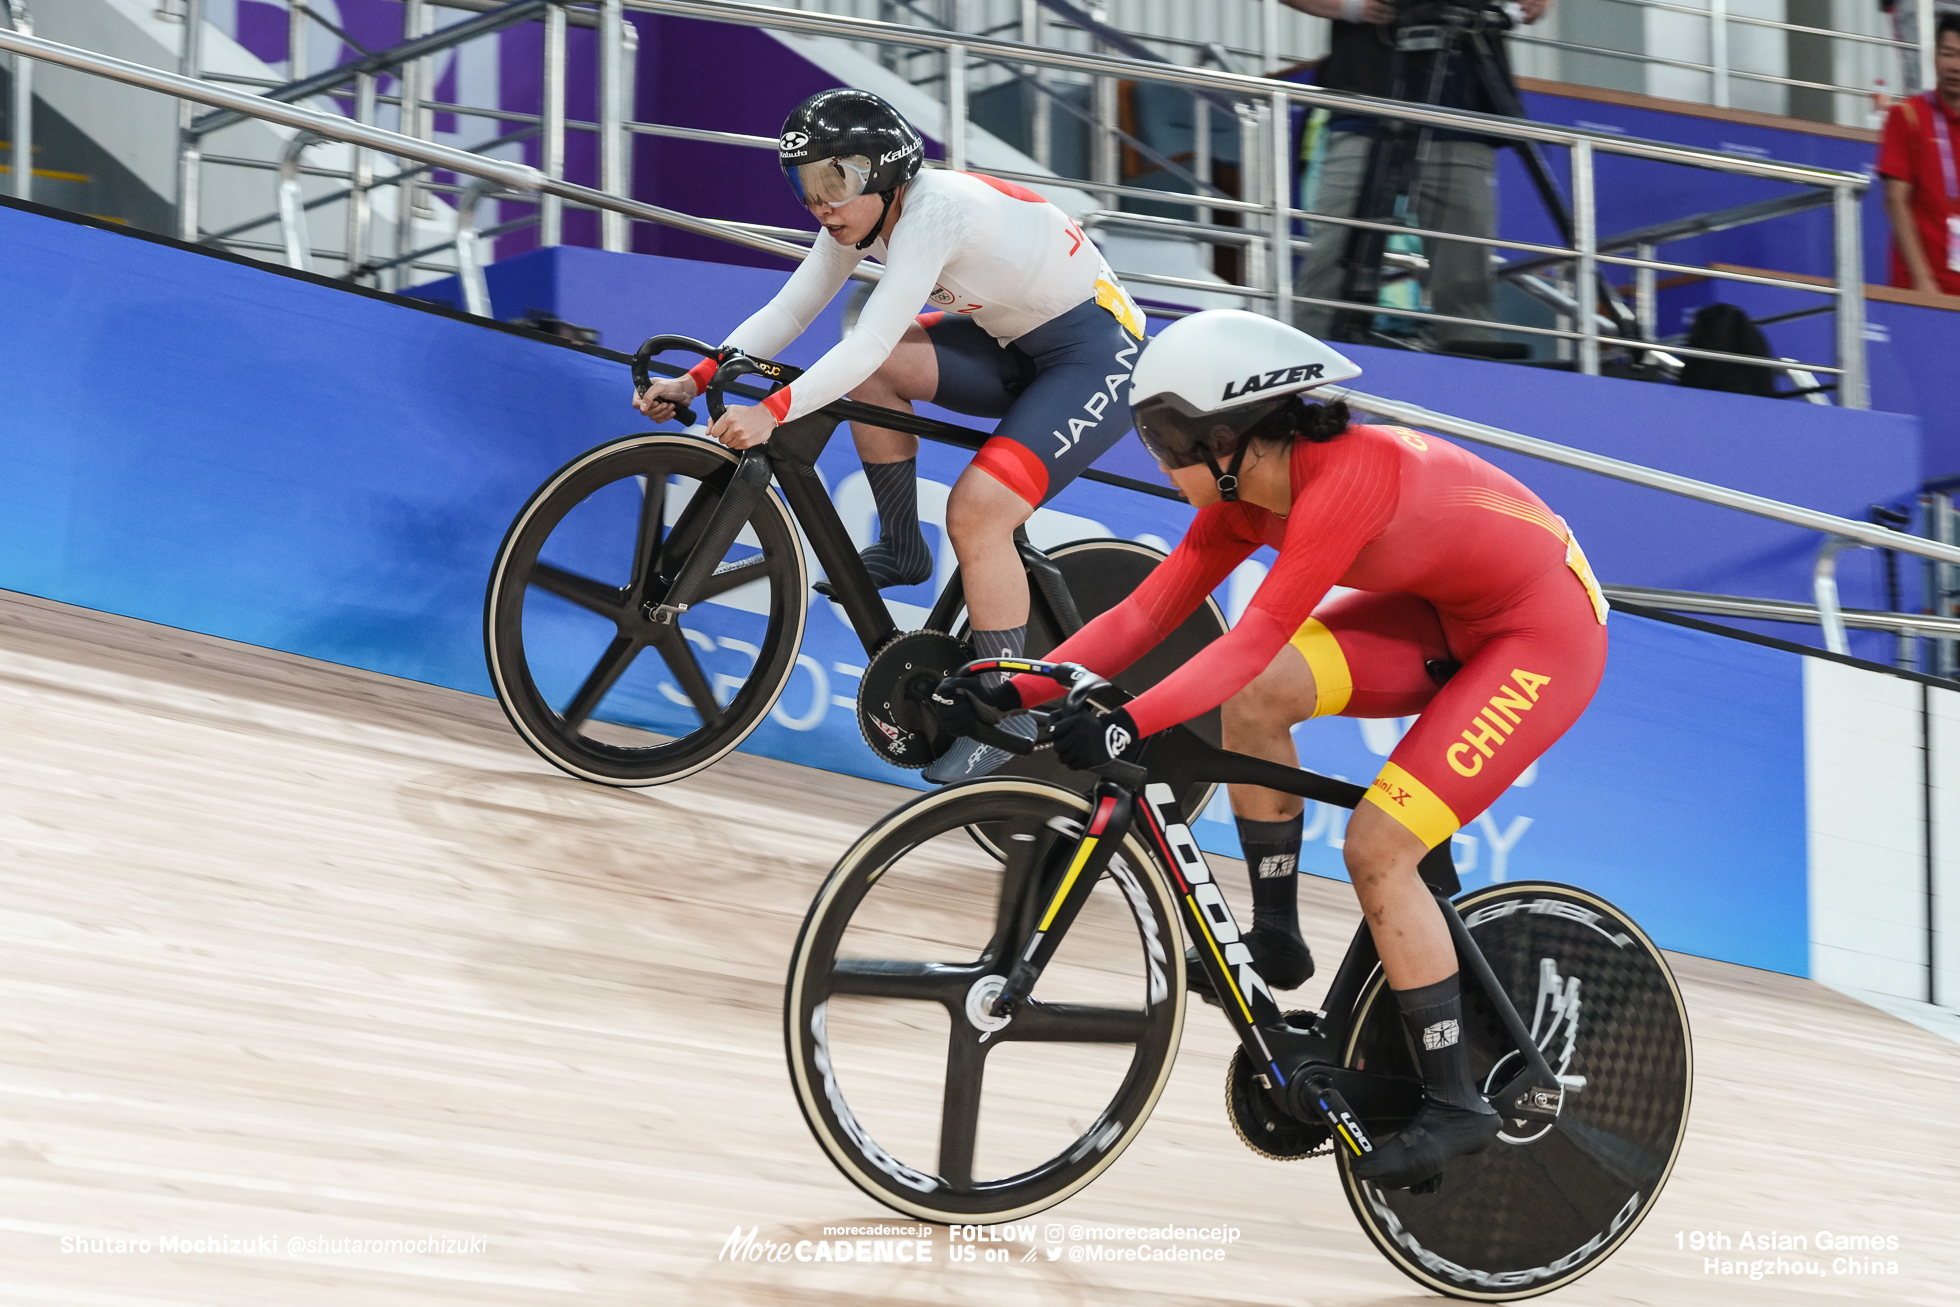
[{"xmin": 1803, "ymin": 658, "xmax": 1945, "ymax": 1002}]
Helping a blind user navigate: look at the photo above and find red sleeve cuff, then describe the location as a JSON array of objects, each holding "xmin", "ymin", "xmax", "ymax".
[
  {"xmin": 686, "ymin": 357, "xmax": 719, "ymax": 392},
  {"xmin": 761, "ymin": 386, "xmax": 795, "ymax": 423}
]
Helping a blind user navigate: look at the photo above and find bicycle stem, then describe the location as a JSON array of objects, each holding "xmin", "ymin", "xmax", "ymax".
[{"xmin": 989, "ymin": 780, "xmax": 1135, "ymax": 1019}]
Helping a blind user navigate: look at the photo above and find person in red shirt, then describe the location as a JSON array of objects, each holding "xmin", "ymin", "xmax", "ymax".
[
  {"xmin": 934, "ymin": 310, "xmax": 1609, "ymax": 1187},
  {"xmin": 1879, "ymin": 16, "xmax": 1960, "ymax": 297}
]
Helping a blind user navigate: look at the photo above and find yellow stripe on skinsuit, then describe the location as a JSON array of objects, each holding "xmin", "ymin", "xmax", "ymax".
[
  {"xmin": 1287, "ymin": 618, "xmax": 1353, "ymax": 717},
  {"xmin": 1360, "ymin": 761, "xmax": 1462, "ymax": 849}
]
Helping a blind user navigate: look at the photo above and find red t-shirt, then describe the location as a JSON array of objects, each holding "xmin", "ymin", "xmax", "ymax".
[
  {"xmin": 1014, "ymin": 425, "xmax": 1582, "ymax": 737},
  {"xmin": 1878, "ymin": 94, "xmax": 1960, "ymax": 295}
]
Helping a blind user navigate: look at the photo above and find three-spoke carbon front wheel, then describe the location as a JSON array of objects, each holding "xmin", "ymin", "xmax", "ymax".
[
  {"xmin": 484, "ymin": 433, "xmax": 807, "ymax": 785},
  {"xmin": 785, "ymin": 779, "xmax": 1187, "ymax": 1222},
  {"xmin": 1341, "ymin": 882, "xmax": 1692, "ymax": 1300}
]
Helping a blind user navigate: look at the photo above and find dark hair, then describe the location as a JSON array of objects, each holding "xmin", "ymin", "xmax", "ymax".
[
  {"xmin": 1243, "ymin": 397, "xmax": 1351, "ymax": 448},
  {"xmin": 1943, "ymin": 13, "xmax": 1960, "ymax": 43}
]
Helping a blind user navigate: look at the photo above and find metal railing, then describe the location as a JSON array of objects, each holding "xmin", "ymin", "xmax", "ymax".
[
  {"xmin": 637, "ymin": 0, "xmax": 1870, "ymax": 403},
  {"xmin": 13, "ymin": 0, "xmax": 1877, "ymax": 402},
  {"xmin": 0, "ymin": 16, "xmax": 1943, "ymax": 664},
  {"xmin": 2, "ymin": 1, "xmax": 28, "ymax": 203},
  {"xmin": 1510, "ymin": 0, "xmax": 1929, "ymax": 115}
]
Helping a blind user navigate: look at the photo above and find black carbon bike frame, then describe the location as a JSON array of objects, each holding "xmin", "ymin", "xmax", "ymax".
[
  {"xmin": 966, "ymin": 659, "xmax": 1577, "ymax": 1159},
  {"xmin": 630, "ymin": 335, "xmax": 1128, "ymax": 661}
]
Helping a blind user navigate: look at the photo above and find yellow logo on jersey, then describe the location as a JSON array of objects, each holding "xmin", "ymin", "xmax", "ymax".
[{"xmin": 1094, "ymin": 276, "xmax": 1145, "ymax": 339}]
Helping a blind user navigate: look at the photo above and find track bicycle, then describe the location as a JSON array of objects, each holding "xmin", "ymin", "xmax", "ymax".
[
  {"xmin": 482, "ymin": 336, "xmax": 1226, "ymax": 813},
  {"xmin": 783, "ymin": 660, "xmax": 1692, "ymax": 1301}
]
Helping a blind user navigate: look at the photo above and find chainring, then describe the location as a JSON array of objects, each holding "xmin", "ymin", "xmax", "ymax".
[
  {"xmin": 856, "ymin": 630, "xmax": 970, "ymax": 769},
  {"xmin": 1226, "ymin": 1014, "xmax": 1334, "ymax": 1162}
]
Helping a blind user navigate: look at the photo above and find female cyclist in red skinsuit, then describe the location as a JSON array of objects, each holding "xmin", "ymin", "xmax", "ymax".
[{"xmin": 933, "ymin": 310, "xmax": 1610, "ymax": 1188}]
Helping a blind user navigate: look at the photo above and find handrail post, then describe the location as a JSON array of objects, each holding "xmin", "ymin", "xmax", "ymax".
[
  {"xmin": 394, "ymin": 0, "xmax": 427, "ymax": 291},
  {"xmin": 457, "ymin": 179, "xmax": 497, "ymax": 316},
  {"xmin": 1709, "ymin": 0, "xmax": 1730, "ymax": 110},
  {"xmin": 540, "ymin": 0, "xmax": 566, "ymax": 246},
  {"xmin": 1930, "ymin": 492, "xmax": 1956, "ymax": 677},
  {"xmin": 5, "ymin": 1, "xmax": 31, "ymax": 203},
  {"xmin": 1834, "ymin": 181, "xmax": 1869, "ymax": 409},
  {"xmin": 1572, "ymin": 139, "xmax": 1598, "ymax": 375},
  {"xmin": 1814, "ymin": 536, "xmax": 1858, "ymax": 655},
  {"xmin": 175, "ymin": 0, "xmax": 205, "ymax": 242},
  {"xmin": 1917, "ymin": 0, "xmax": 1936, "ymax": 96},
  {"xmin": 346, "ymin": 70, "xmax": 375, "ymax": 281},
  {"xmin": 600, "ymin": 0, "xmax": 627, "ymax": 251},
  {"xmin": 276, "ymin": 130, "xmax": 319, "ymax": 271},
  {"xmin": 287, "ymin": 0, "xmax": 305, "ymax": 79},
  {"xmin": 1023, "ymin": 0, "xmax": 1050, "ymax": 169},
  {"xmin": 1270, "ymin": 85, "xmax": 1290, "ymax": 325},
  {"xmin": 1239, "ymin": 101, "xmax": 1265, "ymax": 306},
  {"xmin": 946, "ymin": 42, "xmax": 967, "ymax": 173},
  {"xmin": 1634, "ymin": 241, "xmax": 1657, "ymax": 339}
]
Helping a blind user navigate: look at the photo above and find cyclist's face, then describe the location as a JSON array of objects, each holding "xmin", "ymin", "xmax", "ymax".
[
  {"xmin": 806, "ymin": 190, "xmax": 887, "ymax": 245},
  {"xmin": 1162, "ymin": 460, "xmax": 1219, "ymax": 508}
]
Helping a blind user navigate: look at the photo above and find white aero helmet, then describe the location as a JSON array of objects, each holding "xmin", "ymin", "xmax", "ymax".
[{"xmin": 1130, "ymin": 310, "xmax": 1361, "ymax": 499}]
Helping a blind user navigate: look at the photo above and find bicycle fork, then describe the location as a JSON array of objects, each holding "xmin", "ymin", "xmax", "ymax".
[{"xmin": 987, "ymin": 779, "xmax": 1136, "ymax": 1020}]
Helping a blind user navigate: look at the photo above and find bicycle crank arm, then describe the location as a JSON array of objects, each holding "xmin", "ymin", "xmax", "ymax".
[
  {"xmin": 990, "ymin": 782, "xmax": 1134, "ymax": 1018},
  {"xmin": 1295, "ymin": 1071, "xmax": 1376, "ymax": 1162},
  {"xmin": 1489, "ymin": 1066, "xmax": 1588, "ymax": 1124},
  {"xmin": 645, "ymin": 450, "xmax": 771, "ymax": 624}
]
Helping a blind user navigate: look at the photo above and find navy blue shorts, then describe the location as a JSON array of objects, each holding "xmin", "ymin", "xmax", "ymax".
[{"xmin": 920, "ymin": 298, "xmax": 1141, "ymax": 508}]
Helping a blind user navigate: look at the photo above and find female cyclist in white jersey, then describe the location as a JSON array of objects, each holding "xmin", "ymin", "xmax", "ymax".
[{"xmin": 634, "ymin": 88, "xmax": 1146, "ymax": 782}]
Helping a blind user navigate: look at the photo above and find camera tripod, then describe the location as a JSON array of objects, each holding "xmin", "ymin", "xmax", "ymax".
[{"xmin": 1328, "ymin": 3, "xmax": 1638, "ymax": 354}]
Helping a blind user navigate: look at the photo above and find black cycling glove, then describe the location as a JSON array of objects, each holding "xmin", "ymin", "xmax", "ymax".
[
  {"xmin": 929, "ymin": 674, "xmax": 1022, "ymax": 736},
  {"xmin": 1052, "ymin": 703, "xmax": 1140, "ymax": 771}
]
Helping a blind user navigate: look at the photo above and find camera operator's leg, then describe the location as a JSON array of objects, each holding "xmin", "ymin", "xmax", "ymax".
[
  {"xmin": 1293, "ymin": 131, "xmax": 1373, "ymax": 337},
  {"xmin": 845, "ymin": 320, "xmax": 939, "ymax": 588},
  {"xmin": 1414, "ymin": 140, "xmax": 1498, "ymax": 346}
]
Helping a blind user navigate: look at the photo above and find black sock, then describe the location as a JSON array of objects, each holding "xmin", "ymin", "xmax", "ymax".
[
  {"xmin": 1238, "ymin": 814, "xmax": 1303, "ymax": 937},
  {"xmin": 971, "ymin": 626, "xmax": 1026, "ymax": 692},
  {"xmin": 859, "ymin": 458, "xmax": 931, "ymax": 588},
  {"xmin": 1393, "ymin": 974, "xmax": 1494, "ymax": 1114}
]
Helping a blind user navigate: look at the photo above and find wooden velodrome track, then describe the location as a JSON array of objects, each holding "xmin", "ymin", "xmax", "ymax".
[{"xmin": 0, "ymin": 587, "xmax": 1955, "ymax": 1305}]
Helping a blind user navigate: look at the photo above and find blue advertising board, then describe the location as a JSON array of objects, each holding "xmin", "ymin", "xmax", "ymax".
[{"xmin": 2, "ymin": 199, "xmax": 1808, "ymax": 973}]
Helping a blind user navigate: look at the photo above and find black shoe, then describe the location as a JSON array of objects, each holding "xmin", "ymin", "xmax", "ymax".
[
  {"xmin": 1186, "ymin": 926, "xmax": 1314, "ymax": 1008},
  {"xmin": 1352, "ymin": 1097, "xmax": 1501, "ymax": 1189}
]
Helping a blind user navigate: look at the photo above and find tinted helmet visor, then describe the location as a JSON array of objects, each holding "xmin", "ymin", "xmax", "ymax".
[
  {"xmin": 1135, "ymin": 395, "xmax": 1295, "ymax": 470},
  {"xmin": 786, "ymin": 154, "xmax": 874, "ymax": 207}
]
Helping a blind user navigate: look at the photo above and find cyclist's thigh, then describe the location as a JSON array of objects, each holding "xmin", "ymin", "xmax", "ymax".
[
  {"xmin": 1358, "ymin": 574, "xmax": 1607, "ymax": 849},
  {"xmin": 921, "ymin": 312, "xmax": 1032, "ymax": 419},
  {"xmin": 1303, "ymin": 589, "xmax": 1454, "ymax": 720},
  {"xmin": 973, "ymin": 299, "xmax": 1140, "ymax": 509}
]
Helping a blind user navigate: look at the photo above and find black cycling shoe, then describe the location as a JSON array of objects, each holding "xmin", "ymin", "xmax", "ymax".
[
  {"xmin": 1186, "ymin": 926, "xmax": 1314, "ymax": 1007},
  {"xmin": 1351, "ymin": 1096, "xmax": 1502, "ymax": 1190}
]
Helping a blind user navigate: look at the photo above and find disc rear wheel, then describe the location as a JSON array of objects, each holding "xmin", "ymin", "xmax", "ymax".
[{"xmin": 1340, "ymin": 882, "xmax": 1692, "ymax": 1300}]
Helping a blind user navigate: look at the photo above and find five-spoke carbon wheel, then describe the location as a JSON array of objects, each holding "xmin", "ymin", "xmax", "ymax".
[
  {"xmin": 484, "ymin": 433, "xmax": 807, "ymax": 785},
  {"xmin": 1341, "ymin": 882, "xmax": 1692, "ymax": 1300},
  {"xmin": 785, "ymin": 779, "xmax": 1187, "ymax": 1222}
]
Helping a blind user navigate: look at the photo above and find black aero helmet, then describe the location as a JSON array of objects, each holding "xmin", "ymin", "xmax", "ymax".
[{"xmin": 779, "ymin": 89, "xmax": 923, "ymax": 248}]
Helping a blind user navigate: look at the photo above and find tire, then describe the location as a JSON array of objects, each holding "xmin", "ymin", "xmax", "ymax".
[
  {"xmin": 969, "ymin": 539, "xmax": 1228, "ymax": 851},
  {"xmin": 484, "ymin": 433, "xmax": 807, "ymax": 786},
  {"xmin": 784, "ymin": 779, "xmax": 1187, "ymax": 1222},
  {"xmin": 1339, "ymin": 882, "xmax": 1692, "ymax": 1301}
]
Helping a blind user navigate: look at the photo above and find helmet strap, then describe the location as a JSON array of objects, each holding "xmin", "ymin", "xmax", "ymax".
[
  {"xmin": 854, "ymin": 188, "xmax": 898, "ymax": 251},
  {"xmin": 1199, "ymin": 440, "xmax": 1252, "ymax": 503}
]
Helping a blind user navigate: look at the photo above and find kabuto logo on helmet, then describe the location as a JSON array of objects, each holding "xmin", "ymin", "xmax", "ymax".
[
  {"xmin": 779, "ymin": 131, "xmax": 811, "ymax": 154},
  {"xmin": 1221, "ymin": 363, "xmax": 1325, "ymax": 402},
  {"xmin": 879, "ymin": 145, "xmax": 916, "ymax": 164}
]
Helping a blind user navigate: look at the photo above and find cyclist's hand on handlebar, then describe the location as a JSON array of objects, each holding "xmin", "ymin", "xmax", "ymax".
[
  {"xmin": 711, "ymin": 402, "xmax": 778, "ymax": 451},
  {"xmin": 634, "ymin": 375, "xmax": 698, "ymax": 424},
  {"xmin": 929, "ymin": 674, "xmax": 1021, "ymax": 737},
  {"xmin": 1051, "ymin": 701, "xmax": 1140, "ymax": 771}
]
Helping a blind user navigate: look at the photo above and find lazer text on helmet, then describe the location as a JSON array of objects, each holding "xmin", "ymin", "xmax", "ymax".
[{"xmin": 1221, "ymin": 363, "xmax": 1325, "ymax": 402}]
